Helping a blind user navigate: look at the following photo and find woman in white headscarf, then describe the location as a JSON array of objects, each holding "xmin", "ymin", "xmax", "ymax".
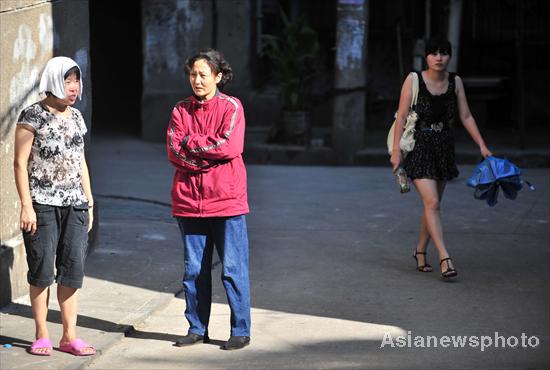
[{"xmin": 14, "ymin": 56, "xmax": 96, "ymax": 356}]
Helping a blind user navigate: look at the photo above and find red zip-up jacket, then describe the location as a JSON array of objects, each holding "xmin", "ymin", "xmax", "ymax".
[{"xmin": 167, "ymin": 92, "xmax": 249, "ymax": 217}]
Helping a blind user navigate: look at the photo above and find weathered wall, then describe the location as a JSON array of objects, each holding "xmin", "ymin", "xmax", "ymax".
[
  {"xmin": 141, "ymin": 0, "xmax": 254, "ymax": 142},
  {"xmin": 0, "ymin": 0, "xmax": 91, "ymax": 306},
  {"xmin": 215, "ymin": 0, "xmax": 271, "ymax": 129},
  {"xmin": 215, "ymin": 0, "xmax": 251, "ymax": 97},
  {"xmin": 141, "ymin": 0, "xmax": 213, "ymax": 142}
]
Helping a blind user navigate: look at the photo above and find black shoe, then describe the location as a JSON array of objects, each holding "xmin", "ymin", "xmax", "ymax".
[
  {"xmin": 413, "ymin": 250, "xmax": 433, "ymax": 272},
  {"xmin": 175, "ymin": 333, "xmax": 209, "ymax": 347},
  {"xmin": 222, "ymin": 336, "xmax": 250, "ymax": 350},
  {"xmin": 440, "ymin": 257, "xmax": 458, "ymax": 279}
]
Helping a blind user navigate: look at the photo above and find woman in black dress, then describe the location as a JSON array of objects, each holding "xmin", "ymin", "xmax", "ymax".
[{"xmin": 390, "ymin": 38, "xmax": 492, "ymax": 279}]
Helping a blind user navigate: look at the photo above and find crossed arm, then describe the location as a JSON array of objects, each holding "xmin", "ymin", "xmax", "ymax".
[{"xmin": 167, "ymin": 100, "xmax": 245, "ymax": 172}]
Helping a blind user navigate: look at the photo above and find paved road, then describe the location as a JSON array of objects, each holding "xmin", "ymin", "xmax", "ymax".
[
  {"xmin": 1, "ymin": 135, "xmax": 548, "ymax": 370},
  {"xmin": 87, "ymin": 138, "xmax": 549, "ymax": 369}
]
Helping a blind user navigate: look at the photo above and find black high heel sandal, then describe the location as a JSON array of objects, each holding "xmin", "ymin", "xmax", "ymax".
[
  {"xmin": 440, "ymin": 257, "xmax": 458, "ymax": 278},
  {"xmin": 413, "ymin": 250, "xmax": 433, "ymax": 272}
]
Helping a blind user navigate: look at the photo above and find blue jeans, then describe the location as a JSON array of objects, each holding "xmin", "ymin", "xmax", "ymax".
[{"xmin": 176, "ymin": 215, "xmax": 251, "ymax": 337}]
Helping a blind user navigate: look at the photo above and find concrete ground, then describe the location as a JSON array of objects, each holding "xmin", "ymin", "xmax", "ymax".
[{"xmin": 1, "ymin": 134, "xmax": 549, "ymax": 370}]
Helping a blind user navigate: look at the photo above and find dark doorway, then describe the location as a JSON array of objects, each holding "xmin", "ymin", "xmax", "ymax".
[{"xmin": 89, "ymin": 2, "xmax": 142, "ymax": 136}]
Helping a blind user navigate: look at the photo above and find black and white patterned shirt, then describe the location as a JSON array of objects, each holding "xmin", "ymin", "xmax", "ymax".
[{"xmin": 17, "ymin": 102, "xmax": 88, "ymax": 206}]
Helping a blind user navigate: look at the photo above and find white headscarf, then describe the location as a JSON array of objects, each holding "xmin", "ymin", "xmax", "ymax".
[{"xmin": 39, "ymin": 56, "xmax": 83, "ymax": 100}]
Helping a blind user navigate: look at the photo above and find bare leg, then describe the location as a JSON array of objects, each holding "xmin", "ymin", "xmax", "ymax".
[
  {"xmin": 415, "ymin": 213, "xmax": 430, "ymax": 253},
  {"xmin": 415, "ymin": 181, "xmax": 446, "ymax": 251},
  {"xmin": 414, "ymin": 181, "xmax": 446, "ymax": 270},
  {"xmin": 414, "ymin": 179, "xmax": 455, "ymax": 273},
  {"xmin": 29, "ymin": 285, "xmax": 51, "ymax": 354},
  {"xmin": 58, "ymin": 285, "xmax": 79, "ymax": 344},
  {"xmin": 413, "ymin": 212, "xmax": 433, "ymax": 271},
  {"xmin": 57, "ymin": 285, "xmax": 95, "ymax": 354}
]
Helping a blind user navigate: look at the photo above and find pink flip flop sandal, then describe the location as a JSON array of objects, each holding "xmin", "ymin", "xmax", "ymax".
[
  {"xmin": 29, "ymin": 338, "xmax": 53, "ymax": 356},
  {"xmin": 58, "ymin": 338, "xmax": 96, "ymax": 356}
]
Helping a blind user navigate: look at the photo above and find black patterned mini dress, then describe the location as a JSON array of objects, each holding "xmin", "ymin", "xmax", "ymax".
[{"xmin": 403, "ymin": 71, "xmax": 459, "ymax": 181}]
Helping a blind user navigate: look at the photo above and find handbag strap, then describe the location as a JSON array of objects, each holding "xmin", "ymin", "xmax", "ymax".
[{"xmin": 410, "ymin": 72, "xmax": 419, "ymax": 108}]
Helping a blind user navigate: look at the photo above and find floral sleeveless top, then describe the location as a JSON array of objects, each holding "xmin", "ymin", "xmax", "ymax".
[{"xmin": 17, "ymin": 103, "xmax": 88, "ymax": 207}]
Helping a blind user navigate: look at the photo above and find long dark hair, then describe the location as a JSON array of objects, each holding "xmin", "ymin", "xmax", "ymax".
[{"xmin": 184, "ymin": 48, "xmax": 233, "ymax": 89}]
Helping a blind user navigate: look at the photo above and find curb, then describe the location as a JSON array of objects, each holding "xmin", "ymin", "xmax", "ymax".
[{"xmin": 70, "ymin": 281, "xmax": 183, "ymax": 370}]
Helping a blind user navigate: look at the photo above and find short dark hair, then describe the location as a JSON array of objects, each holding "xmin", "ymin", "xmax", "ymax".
[
  {"xmin": 64, "ymin": 66, "xmax": 81, "ymax": 80},
  {"xmin": 45, "ymin": 66, "xmax": 81, "ymax": 97},
  {"xmin": 425, "ymin": 38, "xmax": 452, "ymax": 57},
  {"xmin": 184, "ymin": 48, "xmax": 233, "ymax": 89}
]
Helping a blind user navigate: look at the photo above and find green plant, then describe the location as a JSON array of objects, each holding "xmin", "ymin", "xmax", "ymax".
[{"xmin": 262, "ymin": 11, "xmax": 320, "ymax": 111}]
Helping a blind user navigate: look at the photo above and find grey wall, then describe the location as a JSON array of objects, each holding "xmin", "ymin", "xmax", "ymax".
[
  {"xmin": 140, "ymin": 0, "xmax": 254, "ymax": 142},
  {"xmin": 0, "ymin": 0, "xmax": 91, "ymax": 306},
  {"xmin": 141, "ymin": 0, "xmax": 213, "ymax": 142}
]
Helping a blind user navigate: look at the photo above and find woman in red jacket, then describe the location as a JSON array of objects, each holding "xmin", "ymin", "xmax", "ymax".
[{"xmin": 167, "ymin": 49, "xmax": 250, "ymax": 350}]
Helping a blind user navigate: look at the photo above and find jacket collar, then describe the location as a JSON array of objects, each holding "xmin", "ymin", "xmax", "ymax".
[{"xmin": 191, "ymin": 89, "xmax": 220, "ymax": 108}]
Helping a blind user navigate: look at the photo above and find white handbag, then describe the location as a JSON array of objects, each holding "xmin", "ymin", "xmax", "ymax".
[{"xmin": 387, "ymin": 72, "xmax": 419, "ymax": 156}]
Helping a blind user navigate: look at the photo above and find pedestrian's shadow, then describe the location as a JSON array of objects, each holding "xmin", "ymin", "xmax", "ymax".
[
  {"xmin": 0, "ymin": 335, "xmax": 32, "ymax": 350},
  {"xmin": 3, "ymin": 302, "xmax": 130, "ymax": 331},
  {"xmin": 125, "ymin": 327, "xmax": 225, "ymax": 347},
  {"xmin": 1, "ymin": 302, "xmax": 188, "ymax": 346}
]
